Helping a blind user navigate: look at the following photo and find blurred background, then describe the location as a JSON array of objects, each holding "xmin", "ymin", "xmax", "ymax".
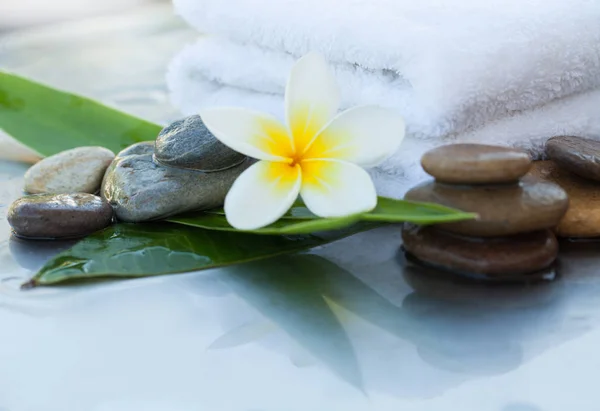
[
  {"xmin": 0, "ymin": 0, "xmax": 192, "ymax": 125},
  {"xmin": 0, "ymin": 0, "xmax": 167, "ymax": 32}
]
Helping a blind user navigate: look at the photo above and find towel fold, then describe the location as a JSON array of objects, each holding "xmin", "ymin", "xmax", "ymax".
[{"xmin": 167, "ymin": 0, "xmax": 600, "ymax": 197}]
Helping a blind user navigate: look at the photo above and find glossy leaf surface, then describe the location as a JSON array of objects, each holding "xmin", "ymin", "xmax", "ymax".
[{"xmin": 27, "ymin": 222, "xmax": 375, "ymax": 287}]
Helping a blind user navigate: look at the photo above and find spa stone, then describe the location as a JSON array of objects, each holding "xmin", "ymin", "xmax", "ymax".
[
  {"xmin": 154, "ymin": 115, "xmax": 247, "ymax": 171},
  {"xmin": 526, "ymin": 160, "xmax": 600, "ymax": 238},
  {"xmin": 545, "ymin": 135, "xmax": 600, "ymax": 181},
  {"xmin": 420, "ymin": 144, "xmax": 532, "ymax": 184},
  {"xmin": 402, "ymin": 224, "xmax": 559, "ymax": 277},
  {"xmin": 7, "ymin": 193, "xmax": 113, "ymax": 239},
  {"xmin": 102, "ymin": 142, "xmax": 250, "ymax": 222},
  {"xmin": 24, "ymin": 146, "xmax": 115, "ymax": 194},
  {"xmin": 404, "ymin": 179, "xmax": 568, "ymax": 237}
]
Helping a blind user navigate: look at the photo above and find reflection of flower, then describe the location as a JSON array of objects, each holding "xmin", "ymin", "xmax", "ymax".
[{"xmin": 201, "ymin": 53, "xmax": 405, "ymax": 230}]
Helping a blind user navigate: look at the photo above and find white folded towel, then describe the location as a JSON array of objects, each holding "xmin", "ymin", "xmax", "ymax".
[{"xmin": 167, "ymin": 0, "xmax": 600, "ymax": 197}]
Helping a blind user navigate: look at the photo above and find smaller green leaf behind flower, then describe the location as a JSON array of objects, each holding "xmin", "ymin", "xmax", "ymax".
[{"xmin": 167, "ymin": 197, "xmax": 477, "ymax": 235}]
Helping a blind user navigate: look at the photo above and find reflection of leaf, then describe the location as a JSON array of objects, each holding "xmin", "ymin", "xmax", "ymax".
[
  {"xmin": 168, "ymin": 197, "xmax": 477, "ymax": 235},
  {"xmin": 208, "ymin": 321, "xmax": 276, "ymax": 350},
  {"xmin": 28, "ymin": 222, "xmax": 374, "ymax": 287},
  {"xmin": 169, "ymin": 213, "xmax": 363, "ymax": 235},
  {"xmin": 0, "ymin": 71, "xmax": 161, "ymax": 156},
  {"xmin": 216, "ymin": 255, "xmax": 365, "ymax": 391}
]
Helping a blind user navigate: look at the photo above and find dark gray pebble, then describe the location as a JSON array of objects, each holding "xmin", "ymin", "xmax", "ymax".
[
  {"xmin": 545, "ymin": 135, "xmax": 600, "ymax": 181},
  {"xmin": 154, "ymin": 115, "xmax": 247, "ymax": 171},
  {"xmin": 7, "ymin": 193, "xmax": 113, "ymax": 240}
]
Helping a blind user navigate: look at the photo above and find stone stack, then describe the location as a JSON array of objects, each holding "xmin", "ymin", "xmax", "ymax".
[
  {"xmin": 402, "ymin": 144, "xmax": 569, "ymax": 281},
  {"xmin": 527, "ymin": 136, "xmax": 600, "ymax": 238},
  {"xmin": 102, "ymin": 114, "xmax": 251, "ymax": 222}
]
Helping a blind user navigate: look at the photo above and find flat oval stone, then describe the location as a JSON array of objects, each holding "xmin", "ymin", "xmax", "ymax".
[
  {"xmin": 525, "ymin": 160, "xmax": 600, "ymax": 238},
  {"xmin": 545, "ymin": 135, "xmax": 600, "ymax": 181},
  {"xmin": 154, "ymin": 115, "xmax": 247, "ymax": 171},
  {"xmin": 421, "ymin": 144, "xmax": 531, "ymax": 184},
  {"xmin": 24, "ymin": 146, "xmax": 115, "ymax": 194},
  {"xmin": 102, "ymin": 142, "xmax": 251, "ymax": 222},
  {"xmin": 7, "ymin": 193, "xmax": 113, "ymax": 239},
  {"xmin": 404, "ymin": 179, "xmax": 568, "ymax": 237},
  {"xmin": 402, "ymin": 224, "xmax": 558, "ymax": 276}
]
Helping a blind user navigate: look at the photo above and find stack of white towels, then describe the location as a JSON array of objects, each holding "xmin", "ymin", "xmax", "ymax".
[{"xmin": 167, "ymin": 0, "xmax": 600, "ymax": 197}]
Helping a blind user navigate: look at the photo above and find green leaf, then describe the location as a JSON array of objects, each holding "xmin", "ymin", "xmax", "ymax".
[
  {"xmin": 25, "ymin": 221, "xmax": 377, "ymax": 287},
  {"xmin": 167, "ymin": 197, "xmax": 476, "ymax": 235},
  {"xmin": 361, "ymin": 197, "xmax": 477, "ymax": 223},
  {"xmin": 0, "ymin": 71, "xmax": 162, "ymax": 156},
  {"xmin": 168, "ymin": 213, "xmax": 365, "ymax": 235}
]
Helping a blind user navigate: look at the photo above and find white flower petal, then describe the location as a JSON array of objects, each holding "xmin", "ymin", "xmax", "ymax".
[
  {"xmin": 300, "ymin": 159, "xmax": 377, "ymax": 218},
  {"xmin": 303, "ymin": 106, "xmax": 405, "ymax": 167},
  {"xmin": 285, "ymin": 52, "xmax": 341, "ymax": 154},
  {"xmin": 225, "ymin": 160, "xmax": 302, "ymax": 230},
  {"xmin": 200, "ymin": 107, "xmax": 294, "ymax": 161}
]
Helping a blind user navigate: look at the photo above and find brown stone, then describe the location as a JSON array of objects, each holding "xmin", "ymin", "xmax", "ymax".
[
  {"xmin": 421, "ymin": 144, "xmax": 532, "ymax": 184},
  {"xmin": 525, "ymin": 161, "xmax": 600, "ymax": 238},
  {"xmin": 404, "ymin": 179, "xmax": 568, "ymax": 237},
  {"xmin": 546, "ymin": 136, "xmax": 600, "ymax": 181},
  {"xmin": 7, "ymin": 193, "xmax": 114, "ymax": 240},
  {"xmin": 402, "ymin": 224, "xmax": 559, "ymax": 276}
]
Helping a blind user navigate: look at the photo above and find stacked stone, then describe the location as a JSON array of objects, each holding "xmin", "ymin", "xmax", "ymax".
[
  {"xmin": 402, "ymin": 144, "xmax": 569, "ymax": 281},
  {"xmin": 527, "ymin": 136, "xmax": 600, "ymax": 238},
  {"xmin": 7, "ymin": 115, "xmax": 250, "ymax": 240},
  {"xmin": 102, "ymin": 115, "xmax": 249, "ymax": 223}
]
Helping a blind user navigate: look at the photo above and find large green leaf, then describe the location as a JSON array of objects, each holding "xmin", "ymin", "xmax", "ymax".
[
  {"xmin": 0, "ymin": 71, "xmax": 161, "ymax": 156},
  {"xmin": 24, "ymin": 221, "xmax": 377, "ymax": 287},
  {"xmin": 167, "ymin": 197, "xmax": 476, "ymax": 235}
]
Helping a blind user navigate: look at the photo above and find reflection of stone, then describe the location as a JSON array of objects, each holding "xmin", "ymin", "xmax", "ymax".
[
  {"xmin": 9, "ymin": 235, "xmax": 78, "ymax": 271},
  {"xmin": 400, "ymin": 252, "xmax": 560, "ymax": 308},
  {"xmin": 556, "ymin": 240, "xmax": 600, "ymax": 283},
  {"xmin": 399, "ymin": 258, "xmax": 571, "ymax": 380}
]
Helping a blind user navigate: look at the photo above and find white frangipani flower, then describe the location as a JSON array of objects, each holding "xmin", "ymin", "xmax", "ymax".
[{"xmin": 200, "ymin": 53, "xmax": 405, "ymax": 230}]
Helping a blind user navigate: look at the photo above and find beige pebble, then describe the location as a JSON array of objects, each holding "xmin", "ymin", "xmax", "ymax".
[
  {"xmin": 526, "ymin": 161, "xmax": 600, "ymax": 238},
  {"xmin": 24, "ymin": 146, "xmax": 115, "ymax": 194}
]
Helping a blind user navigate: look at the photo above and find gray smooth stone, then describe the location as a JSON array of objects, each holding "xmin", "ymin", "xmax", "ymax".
[
  {"xmin": 404, "ymin": 179, "xmax": 569, "ymax": 237},
  {"xmin": 545, "ymin": 135, "xmax": 600, "ymax": 181},
  {"xmin": 154, "ymin": 115, "xmax": 247, "ymax": 171},
  {"xmin": 7, "ymin": 193, "xmax": 114, "ymax": 240},
  {"xmin": 102, "ymin": 142, "xmax": 251, "ymax": 222}
]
